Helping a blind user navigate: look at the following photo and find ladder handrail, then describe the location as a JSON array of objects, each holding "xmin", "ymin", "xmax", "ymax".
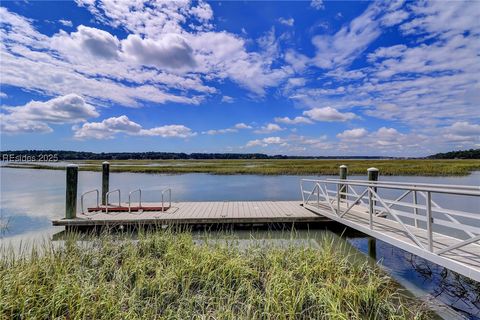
[
  {"xmin": 105, "ymin": 189, "xmax": 121, "ymax": 214},
  {"xmin": 128, "ymin": 188, "xmax": 142, "ymax": 213},
  {"xmin": 161, "ymin": 188, "xmax": 171, "ymax": 212},
  {"xmin": 80, "ymin": 189, "xmax": 99, "ymax": 214}
]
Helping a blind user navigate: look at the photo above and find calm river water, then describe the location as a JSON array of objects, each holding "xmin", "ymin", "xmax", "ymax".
[{"xmin": 1, "ymin": 167, "xmax": 479, "ymax": 319}]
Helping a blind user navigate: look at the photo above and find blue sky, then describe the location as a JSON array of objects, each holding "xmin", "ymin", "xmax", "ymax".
[{"xmin": 0, "ymin": 0, "xmax": 479, "ymax": 156}]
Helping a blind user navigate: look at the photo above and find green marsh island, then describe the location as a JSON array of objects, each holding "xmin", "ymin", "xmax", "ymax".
[{"xmin": 4, "ymin": 159, "xmax": 480, "ymax": 176}]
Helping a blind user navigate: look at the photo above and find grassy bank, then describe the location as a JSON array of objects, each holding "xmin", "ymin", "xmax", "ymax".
[
  {"xmin": 3, "ymin": 159, "xmax": 480, "ymax": 176},
  {"xmin": 0, "ymin": 231, "xmax": 429, "ymax": 319}
]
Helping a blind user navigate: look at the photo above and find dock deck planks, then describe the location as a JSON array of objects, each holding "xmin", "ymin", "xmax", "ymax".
[{"xmin": 52, "ymin": 201, "xmax": 330, "ymax": 227}]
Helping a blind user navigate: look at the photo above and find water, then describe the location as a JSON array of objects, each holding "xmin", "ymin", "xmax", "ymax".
[{"xmin": 1, "ymin": 167, "xmax": 479, "ymax": 319}]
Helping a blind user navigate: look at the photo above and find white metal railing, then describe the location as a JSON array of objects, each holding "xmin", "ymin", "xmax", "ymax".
[
  {"xmin": 128, "ymin": 188, "xmax": 142, "ymax": 213},
  {"xmin": 105, "ymin": 189, "xmax": 121, "ymax": 214},
  {"xmin": 300, "ymin": 178, "xmax": 480, "ymax": 256},
  {"xmin": 161, "ymin": 188, "xmax": 171, "ymax": 212},
  {"xmin": 80, "ymin": 189, "xmax": 99, "ymax": 214}
]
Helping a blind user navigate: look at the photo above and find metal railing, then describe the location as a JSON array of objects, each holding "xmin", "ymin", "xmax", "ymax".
[
  {"xmin": 300, "ymin": 178, "xmax": 480, "ymax": 256},
  {"xmin": 80, "ymin": 189, "xmax": 99, "ymax": 214},
  {"xmin": 128, "ymin": 188, "xmax": 142, "ymax": 213},
  {"xmin": 105, "ymin": 189, "xmax": 121, "ymax": 214},
  {"xmin": 161, "ymin": 188, "xmax": 171, "ymax": 212}
]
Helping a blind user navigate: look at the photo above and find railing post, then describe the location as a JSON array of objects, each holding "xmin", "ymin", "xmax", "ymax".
[
  {"xmin": 413, "ymin": 190, "xmax": 419, "ymax": 228},
  {"xmin": 65, "ymin": 164, "xmax": 78, "ymax": 219},
  {"xmin": 367, "ymin": 167, "xmax": 378, "ymax": 229},
  {"xmin": 102, "ymin": 161, "xmax": 110, "ymax": 205},
  {"xmin": 426, "ymin": 191, "xmax": 433, "ymax": 252},
  {"xmin": 339, "ymin": 165, "xmax": 348, "ymax": 200}
]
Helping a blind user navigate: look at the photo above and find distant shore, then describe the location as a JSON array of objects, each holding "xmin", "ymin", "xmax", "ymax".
[{"xmin": 2, "ymin": 159, "xmax": 480, "ymax": 176}]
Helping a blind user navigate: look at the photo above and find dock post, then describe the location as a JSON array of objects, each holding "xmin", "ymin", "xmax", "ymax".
[
  {"xmin": 368, "ymin": 238, "xmax": 377, "ymax": 261},
  {"xmin": 367, "ymin": 167, "xmax": 379, "ymax": 229},
  {"xmin": 102, "ymin": 161, "xmax": 110, "ymax": 205},
  {"xmin": 65, "ymin": 164, "xmax": 78, "ymax": 219},
  {"xmin": 339, "ymin": 165, "xmax": 348, "ymax": 200}
]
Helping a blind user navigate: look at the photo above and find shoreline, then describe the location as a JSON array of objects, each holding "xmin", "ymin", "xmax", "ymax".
[{"xmin": 2, "ymin": 159, "xmax": 480, "ymax": 176}]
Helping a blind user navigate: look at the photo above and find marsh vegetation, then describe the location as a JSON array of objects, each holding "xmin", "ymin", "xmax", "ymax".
[
  {"xmin": 0, "ymin": 231, "xmax": 430, "ymax": 319},
  {"xmin": 3, "ymin": 159, "xmax": 480, "ymax": 176}
]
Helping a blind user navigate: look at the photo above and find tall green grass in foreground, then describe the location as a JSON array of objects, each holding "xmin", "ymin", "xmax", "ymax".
[{"xmin": 0, "ymin": 231, "xmax": 429, "ymax": 319}]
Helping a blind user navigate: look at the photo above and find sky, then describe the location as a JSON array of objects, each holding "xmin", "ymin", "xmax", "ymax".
[{"xmin": 0, "ymin": 0, "xmax": 479, "ymax": 156}]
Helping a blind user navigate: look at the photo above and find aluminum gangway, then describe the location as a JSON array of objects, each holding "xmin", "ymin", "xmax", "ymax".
[{"xmin": 300, "ymin": 178, "xmax": 480, "ymax": 282}]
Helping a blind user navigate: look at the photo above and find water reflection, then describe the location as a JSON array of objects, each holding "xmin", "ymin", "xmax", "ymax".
[{"xmin": 1, "ymin": 167, "xmax": 480, "ymax": 319}]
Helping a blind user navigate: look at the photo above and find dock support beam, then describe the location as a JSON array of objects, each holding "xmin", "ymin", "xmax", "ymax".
[
  {"xmin": 102, "ymin": 161, "xmax": 110, "ymax": 205},
  {"xmin": 65, "ymin": 164, "xmax": 78, "ymax": 219},
  {"xmin": 339, "ymin": 165, "xmax": 348, "ymax": 200},
  {"xmin": 367, "ymin": 167, "xmax": 379, "ymax": 229}
]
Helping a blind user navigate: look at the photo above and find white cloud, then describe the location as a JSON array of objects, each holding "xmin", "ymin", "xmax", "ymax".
[
  {"xmin": 202, "ymin": 122, "xmax": 252, "ymax": 135},
  {"xmin": 234, "ymin": 123, "xmax": 252, "ymax": 129},
  {"xmin": 59, "ymin": 19, "xmax": 73, "ymax": 27},
  {"xmin": 254, "ymin": 123, "xmax": 285, "ymax": 134},
  {"xmin": 274, "ymin": 116, "xmax": 313, "ymax": 125},
  {"xmin": 278, "ymin": 17, "xmax": 294, "ymax": 27},
  {"xmin": 310, "ymin": 2, "xmax": 383, "ymax": 69},
  {"xmin": 246, "ymin": 136, "xmax": 285, "ymax": 147},
  {"xmin": 122, "ymin": 34, "xmax": 196, "ymax": 70},
  {"xmin": 336, "ymin": 128, "xmax": 368, "ymax": 140},
  {"xmin": 52, "ymin": 25, "xmax": 120, "ymax": 59},
  {"xmin": 221, "ymin": 95, "xmax": 234, "ymax": 103},
  {"xmin": 303, "ymin": 107, "xmax": 356, "ymax": 122},
  {"xmin": 310, "ymin": 0, "xmax": 324, "ymax": 10},
  {"xmin": 74, "ymin": 115, "xmax": 195, "ymax": 140},
  {"xmin": 1, "ymin": 94, "xmax": 98, "ymax": 134}
]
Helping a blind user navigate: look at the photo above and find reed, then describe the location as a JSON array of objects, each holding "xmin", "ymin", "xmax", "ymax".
[
  {"xmin": 0, "ymin": 231, "xmax": 430, "ymax": 319},
  {"xmin": 3, "ymin": 159, "xmax": 480, "ymax": 176}
]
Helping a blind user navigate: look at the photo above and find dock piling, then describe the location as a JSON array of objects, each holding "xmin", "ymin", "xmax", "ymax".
[
  {"xmin": 367, "ymin": 167, "xmax": 379, "ymax": 228},
  {"xmin": 102, "ymin": 161, "xmax": 110, "ymax": 205},
  {"xmin": 65, "ymin": 164, "xmax": 78, "ymax": 219},
  {"xmin": 339, "ymin": 165, "xmax": 348, "ymax": 200}
]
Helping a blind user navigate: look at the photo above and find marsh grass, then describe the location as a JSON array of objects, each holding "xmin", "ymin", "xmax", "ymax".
[
  {"xmin": 4, "ymin": 159, "xmax": 480, "ymax": 176},
  {"xmin": 0, "ymin": 230, "xmax": 430, "ymax": 319}
]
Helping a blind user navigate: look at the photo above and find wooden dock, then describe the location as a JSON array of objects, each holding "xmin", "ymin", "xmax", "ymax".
[{"xmin": 52, "ymin": 201, "xmax": 331, "ymax": 227}]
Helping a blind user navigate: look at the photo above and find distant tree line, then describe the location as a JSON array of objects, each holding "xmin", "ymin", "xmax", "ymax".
[
  {"xmin": 0, "ymin": 150, "xmax": 393, "ymax": 160},
  {"xmin": 428, "ymin": 149, "xmax": 480, "ymax": 159}
]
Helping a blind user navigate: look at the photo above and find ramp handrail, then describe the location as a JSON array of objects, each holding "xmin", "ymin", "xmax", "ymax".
[
  {"xmin": 300, "ymin": 178, "xmax": 480, "ymax": 256},
  {"xmin": 80, "ymin": 189, "xmax": 99, "ymax": 214},
  {"xmin": 105, "ymin": 189, "xmax": 121, "ymax": 214},
  {"xmin": 128, "ymin": 188, "xmax": 142, "ymax": 213}
]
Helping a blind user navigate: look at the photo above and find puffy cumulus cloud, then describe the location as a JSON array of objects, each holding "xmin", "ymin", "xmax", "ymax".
[
  {"xmin": 442, "ymin": 122, "xmax": 480, "ymax": 142},
  {"xmin": 254, "ymin": 123, "xmax": 285, "ymax": 134},
  {"xmin": 246, "ymin": 136, "xmax": 286, "ymax": 147},
  {"xmin": 336, "ymin": 128, "xmax": 368, "ymax": 140},
  {"xmin": 139, "ymin": 125, "xmax": 196, "ymax": 138},
  {"xmin": 74, "ymin": 115, "xmax": 196, "ymax": 140},
  {"xmin": 303, "ymin": 107, "xmax": 356, "ymax": 122},
  {"xmin": 274, "ymin": 116, "xmax": 313, "ymax": 125},
  {"xmin": 1, "ymin": 94, "xmax": 99, "ymax": 134},
  {"xmin": 0, "ymin": 116, "xmax": 53, "ymax": 134},
  {"xmin": 202, "ymin": 122, "xmax": 252, "ymax": 135},
  {"xmin": 122, "ymin": 34, "xmax": 196, "ymax": 70},
  {"xmin": 0, "ymin": 8, "xmax": 205, "ymax": 108},
  {"xmin": 52, "ymin": 25, "xmax": 120, "ymax": 60},
  {"xmin": 278, "ymin": 17, "xmax": 294, "ymax": 27}
]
